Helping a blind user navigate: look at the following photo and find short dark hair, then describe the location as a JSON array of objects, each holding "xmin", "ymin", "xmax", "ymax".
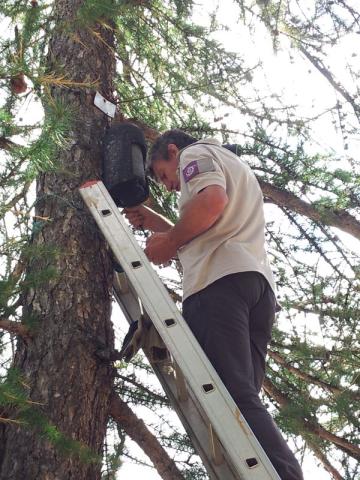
[{"xmin": 147, "ymin": 129, "xmax": 198, "ymax": 177}]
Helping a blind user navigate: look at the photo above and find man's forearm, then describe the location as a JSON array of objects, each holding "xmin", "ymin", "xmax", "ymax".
[
  {"xmin": 146, "ymin": 207, "xmax": 174, "ymax": 232},
  {"xmin": 125, "ymin": 204, "xmax": 174, "ymax": 232}
]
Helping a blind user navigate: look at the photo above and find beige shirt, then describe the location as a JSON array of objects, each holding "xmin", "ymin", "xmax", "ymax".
[{"xmin": 177, "ymin": 138, "xmax": 276, "ymax": 301}]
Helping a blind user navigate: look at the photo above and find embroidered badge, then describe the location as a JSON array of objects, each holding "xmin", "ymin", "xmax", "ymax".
[
  {"xmin": 182, "ymin": 158, "xmax": 215, "ymax": 183},
  {"xmin": 183, "ymin": 161, "xmax": 199, "ymax": 183}
]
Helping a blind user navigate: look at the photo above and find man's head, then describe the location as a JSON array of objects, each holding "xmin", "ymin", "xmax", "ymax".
[{"xmin": 147, "ymin": 129, "xmax": 198, "ymax": 192}]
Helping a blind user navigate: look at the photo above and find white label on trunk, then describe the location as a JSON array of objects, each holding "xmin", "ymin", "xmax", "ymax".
[{"xmin": 94, "ymin": 91, "xmax": 116, "ymax": 118}]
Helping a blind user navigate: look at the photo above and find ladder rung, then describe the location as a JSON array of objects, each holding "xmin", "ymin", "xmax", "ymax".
[
  {"xmin": 114, "ymin": 270, "xmax": 129, "ymax": 294},
  {"xmin": 209, "ymin": 423, "xmax": 224, "ymax": 466},
  {"xmin": 174, "ymin": 361, "xmax": 189, "ymax": 402}
]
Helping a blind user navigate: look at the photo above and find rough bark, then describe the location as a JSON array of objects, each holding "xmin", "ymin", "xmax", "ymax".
[
  {"xmin": 110, "ymin": 393, "xmax": 185, "ymax": 480},
  {"xmin": 0, "ymin": 2, "xmax": 116, "ymax": 479}
]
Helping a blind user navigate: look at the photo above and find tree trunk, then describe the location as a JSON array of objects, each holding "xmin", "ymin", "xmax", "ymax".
[{"xmin": 0, "ymin": 2, "xmax": 116, "ymax": 478}]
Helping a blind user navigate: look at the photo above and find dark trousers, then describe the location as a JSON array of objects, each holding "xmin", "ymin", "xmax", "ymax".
[{"xmin": 182, "ymin": 272, "xmax": 303, "ymax": 480}]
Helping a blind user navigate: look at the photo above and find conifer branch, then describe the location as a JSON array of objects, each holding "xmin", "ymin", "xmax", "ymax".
[
  {"xmin": 0, "ymin": 319, "xmax": 30, "ymax": 338},
  {"xmin": 306, "ymin": 437, "xmax": 344, "ymax": 480},
  {"xmin": 110, "ymin": 393, "xmax": 185, "ymax": 480},
  {"xmin": 263, "ymin": 377, "xmax": 360, "ymax": 460},
  {"xmin": 0, "ymin": 137, "xmax": 18, "ymax": 152},
  {"xmin": 0, "ymin": 416, "xmax": 25, "ymax": 425},
  {"xmin": 1, "ymin": 182, "xmax": 31, "ymax": 218},
  {"xmin": 268, "ymin": 350, "xmax": 359, "ymax": 399},
  {"xmin": 0, "ymin": 158, "xmax": 27, "ymax": 188},
  {"xmin": 115, "ymin": 373, "xmax": 170, "ymax": 406},
  {"xmin": 299, "ymin": 46, "xmax": 360, "ymax": 121},
  {"xmin": 280, "ymin": 207, "xmax": 345, "ymax": 279},
  {"xmin": 257, "ymin": 178, "xmax": 360, "ymax": 240},
  {"xmin": 36, "ymin": 74, "xmax": 99, "ymax": 89}
]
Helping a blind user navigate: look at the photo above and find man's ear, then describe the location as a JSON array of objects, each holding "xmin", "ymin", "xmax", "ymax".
[{"xmin": 168, "ymin": 143, "xmax": 179, "ymax": 159}]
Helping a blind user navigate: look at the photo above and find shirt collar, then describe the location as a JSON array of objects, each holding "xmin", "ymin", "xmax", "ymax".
[
  {"xmin": 177, "ymin": 137, "xmax": 221, "ymax": 159},
  {"xmin": 195, "ymin": 137, "xmax": 221, "ymax": 146}
]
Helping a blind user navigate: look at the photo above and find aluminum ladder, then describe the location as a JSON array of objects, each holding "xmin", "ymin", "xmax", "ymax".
[{"xmin": 80, "ymin": 180, "xmax": 280, "ymax": 480}]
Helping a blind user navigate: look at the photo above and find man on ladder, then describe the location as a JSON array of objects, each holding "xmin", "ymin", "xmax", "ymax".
[{"xmin": 124, "ymin": 129, "xmax": 304, "ymax": 480}]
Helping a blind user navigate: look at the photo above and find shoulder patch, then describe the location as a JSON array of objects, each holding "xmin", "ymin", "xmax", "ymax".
[
  {"xmin": 182, "ymin": 161, "xmax": 199, "ymax": 182},
  {"xmin": 182, "ymin": 158, "xmax": 215, "ymax": 183}
]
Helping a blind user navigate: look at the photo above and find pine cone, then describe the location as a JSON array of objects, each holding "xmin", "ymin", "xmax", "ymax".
[{"xmin": 10, "ymin": 73, "xmax": 27, "ymax": 94}]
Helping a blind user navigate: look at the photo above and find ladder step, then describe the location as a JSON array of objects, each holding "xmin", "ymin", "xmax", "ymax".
[
  {"xmin": 174, "ymin": 361, "xmax": 189, "ymax": 402},
  {"xmin": 113, "ymin": 270, "xmax": 129, "ymax": 294},
  {"xmin": 209, "ymin": 423, "xmax": 224, "ymax": 466}
]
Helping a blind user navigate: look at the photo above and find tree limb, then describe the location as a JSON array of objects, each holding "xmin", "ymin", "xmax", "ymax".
[
  {"xmin": 110, "ymin": 393, "xmax": 185, "ymax": 480},
  {"xmin": 306, "ymin": 437, "xmax": 344, "ymax": 480},
  {"xmin": 257, "ymin": 178, "xmax": 360, "ymax": 240},
  {"xmin": 0, "ymin": 182, "xmax": 31, "ymax": 220},
  {"xmin": 115, "ymin": 373, "xmax": 170, "ymax": 406},
  {"xmin": 263, "ymin": 378, "xmax": 360, "ymax": 460},
  {"xmin": 268, "ymin": 350, "xmax": 359, "ymax": 399},
  {"xmin": 299, "ymin": 47, "xmax": 360, "ymax": 121},
  {"xmin": 0, "ymin": 319, "xmax": 30, "ymax": 338},
  {"xmin": 0, "ymin": 137, "xmax": 18, "ymax": 152}
]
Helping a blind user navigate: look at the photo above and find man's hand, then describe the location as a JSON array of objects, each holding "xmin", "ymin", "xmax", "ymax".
[
  {"xmin": 123, "ymin": 205, "xmax": 174, "ymax": 232},
  {"xmin": 144, "ymin": 232, "xmax": 178, "ymax": 265},
  {"xmin": 123, "ymin": 205, "xmax": 150, "ymax": 229}
]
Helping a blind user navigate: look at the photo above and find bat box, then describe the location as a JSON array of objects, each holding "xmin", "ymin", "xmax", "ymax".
[{"xmin": 103, "ymin": 123, "xmax": 149, "ymax": 207}]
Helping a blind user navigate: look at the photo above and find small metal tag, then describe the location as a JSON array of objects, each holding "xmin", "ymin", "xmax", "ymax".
[{"xmin": 94, "ymin": 91, "xmax": 116, "ymax": 118}]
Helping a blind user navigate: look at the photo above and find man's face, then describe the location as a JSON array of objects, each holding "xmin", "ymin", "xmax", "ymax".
[{"xmin": 152, "ymin": 144, "xmax": 180, "ymax": 192}]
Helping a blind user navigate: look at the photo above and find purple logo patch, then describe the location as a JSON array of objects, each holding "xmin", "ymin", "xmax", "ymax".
[{"xmin": 182, "ymin": 161, "xmax": 199, "ymax": 183}]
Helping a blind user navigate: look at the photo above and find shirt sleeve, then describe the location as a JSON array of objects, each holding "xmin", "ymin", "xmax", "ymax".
[{"xmin": 179, "ymin": 148, "xmax": 226, "ymax": 198}]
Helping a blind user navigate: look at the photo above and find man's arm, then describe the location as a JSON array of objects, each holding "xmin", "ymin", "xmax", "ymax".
[
  {"xmin": 123, "ymin": 205, "xmax": 174, "ymax": 232},
  {"xmin": 169, "ymin": 185, "xmax": 228, "ymax": 249},
  {"xmin": 144, "ymin": 185, "xmax": 228, "ymax": 264}
]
